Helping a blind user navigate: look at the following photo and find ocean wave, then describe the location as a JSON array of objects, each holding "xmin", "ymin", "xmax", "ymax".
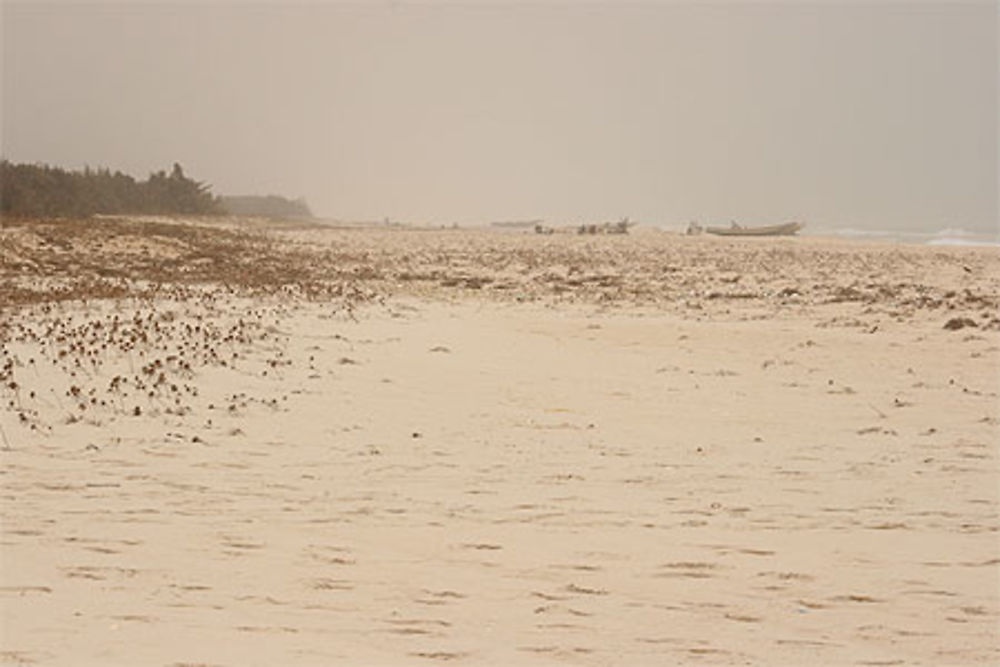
[
  {"xmin": 927, "ymin": 227, "xmax": 1000, "ymax": 246},
  {"xmin": 809, "ymin": 226, "xmax": 998, "ymax": 246},
  {"xmin": 926, "ymin": 237, "xmax": 1000, "ymax": 247},
  {"xmin": 933, "ymin": 227, "xmax": 980, "ymax": 238}
]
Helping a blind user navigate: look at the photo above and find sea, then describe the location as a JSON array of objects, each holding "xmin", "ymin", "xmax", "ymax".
[{"xmin": 802, "ymin": 226, "xmax": 1000, "ymax": 247}]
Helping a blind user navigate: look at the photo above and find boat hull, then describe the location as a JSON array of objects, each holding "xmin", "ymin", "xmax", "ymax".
[{"xmin": 705, "ymin": 222, "xmax": 803, "ymax": 237}]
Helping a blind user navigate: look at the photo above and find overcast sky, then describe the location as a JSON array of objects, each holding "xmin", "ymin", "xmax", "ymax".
[{"xmin": 2, "ymin": 1, "xmax": 997, "ymax": 232}]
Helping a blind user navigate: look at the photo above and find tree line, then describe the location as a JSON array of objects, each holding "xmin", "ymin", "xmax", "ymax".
[
  {"xmin": 219, "ymin": 195, "xmax": 312, "ymax": 219},
  {"xmin": 0, "ymin": 160, "xmax": 223, "ymax": 218}
]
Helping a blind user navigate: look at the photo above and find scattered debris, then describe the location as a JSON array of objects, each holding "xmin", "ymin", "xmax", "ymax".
[{"xmin": 944, "ymin": 317, "xmax": 978, "ymax": 331}]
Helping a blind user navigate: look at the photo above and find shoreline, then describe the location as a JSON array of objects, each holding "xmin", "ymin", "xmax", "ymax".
[{"xmin": 4, "ymin": 216, "xmax": 997, "ymax": 318}]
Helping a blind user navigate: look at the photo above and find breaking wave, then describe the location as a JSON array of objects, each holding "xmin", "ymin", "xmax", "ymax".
[
  {"xmin": 809, "ymin": 226, "xmax": 999, "ymax": 247},
  {"xmin": 925, "ymin": 227, "xmax": 999, "ymax": 247}
]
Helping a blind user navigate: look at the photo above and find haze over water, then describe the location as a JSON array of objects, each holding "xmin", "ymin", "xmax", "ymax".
[{"xmin": 2, "ymin": 1, "xmax": 997, "ymax": 234}]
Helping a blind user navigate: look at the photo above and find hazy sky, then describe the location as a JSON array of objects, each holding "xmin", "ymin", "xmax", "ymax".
[{"xmin": 2, "ymin": 1, "xmax": 997, "ymax": 232}]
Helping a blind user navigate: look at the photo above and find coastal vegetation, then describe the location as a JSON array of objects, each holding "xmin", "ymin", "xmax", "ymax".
[
  {"xmin": 219, "ymin": 194, "xmax": 312, "ymax": 219},
  {"xmin": 0, "ymin": 160, "xmax": 223, "ymax": 219}
]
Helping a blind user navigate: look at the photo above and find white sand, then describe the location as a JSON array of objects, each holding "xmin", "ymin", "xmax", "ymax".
[{"xmin": 1, "ymin": 228, "xmax": 998, "ymax": 665}]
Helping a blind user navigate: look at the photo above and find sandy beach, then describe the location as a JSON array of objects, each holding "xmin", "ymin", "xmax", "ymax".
[{"xmin": 1, "ymin": 218, "xmax": 998, "ymax": 666}]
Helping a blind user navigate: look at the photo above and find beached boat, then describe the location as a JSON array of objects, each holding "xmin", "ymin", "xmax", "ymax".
[{"xmin": 705, "ymin": 221, "xmax": 803, "ymax": 237}]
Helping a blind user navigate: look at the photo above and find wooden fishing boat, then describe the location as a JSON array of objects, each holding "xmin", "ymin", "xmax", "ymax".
[{"xmin": 705, "ymin": 221, "xmax": 803, "ymax": 237}]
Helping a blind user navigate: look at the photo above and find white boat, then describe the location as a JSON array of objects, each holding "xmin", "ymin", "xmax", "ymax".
[{"xmin": 705, "ymin": 221, "xmax": 803, "ymax": 237}]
